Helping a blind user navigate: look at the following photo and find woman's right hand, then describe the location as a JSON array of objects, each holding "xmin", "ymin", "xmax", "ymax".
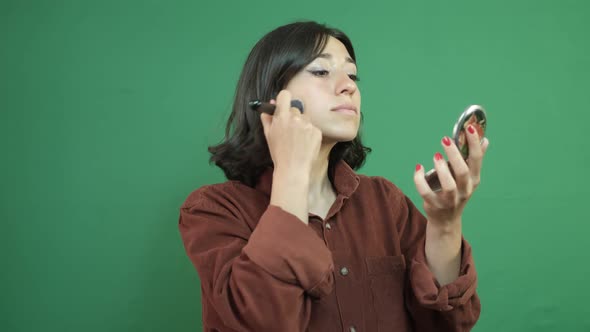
[{"xmin": 260, "ymin": 90, "xmax": 322, "ymax": 174}]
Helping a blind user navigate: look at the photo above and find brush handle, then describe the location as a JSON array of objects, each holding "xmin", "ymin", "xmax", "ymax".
[{"xmin": 248, "ymin": 100, "xmax": 304, "ymax": 115}]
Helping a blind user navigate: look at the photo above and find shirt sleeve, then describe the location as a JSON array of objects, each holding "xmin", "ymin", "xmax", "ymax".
[
  {"xmin": 178, "ymin": 185, "xmax": 334, "ymax": 332},
  {"xmin": 384, "ymin": 179, "xmax": 481, "ymax": 331}
]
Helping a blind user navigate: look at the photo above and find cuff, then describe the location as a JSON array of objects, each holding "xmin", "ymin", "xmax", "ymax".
[{"xmin": 409, "ymin": 237, "xmax": 478, "ymax": 311}]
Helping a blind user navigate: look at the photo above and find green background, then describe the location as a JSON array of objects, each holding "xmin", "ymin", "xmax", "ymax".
[{"xmin": 2, "ymin": 0, "xmax": 589, "ymax": 331}]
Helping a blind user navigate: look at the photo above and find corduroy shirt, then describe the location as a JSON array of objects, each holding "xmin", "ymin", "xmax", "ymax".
[{"xmin": 179, "ymin": 160, "xmax": 480, "ymax": 332}]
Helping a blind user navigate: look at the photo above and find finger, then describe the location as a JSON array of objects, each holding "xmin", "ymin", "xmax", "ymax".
[
  {"xmin": 466, "ymin": 125, "xmax": 484, "ymax": 181},
  {"xmin": 260, "ymin": 113, "xmax": 272, "ymax": 138},
  {"xmin": 414, "ymin": 164, "xmax": 437, "ymax": 203},
  {"xmin": 433, "ymin": 151, "xmax": 457, "ymax": 193},
  {"xmin": 275, "ymin": 90, "xmax": 297, "ymax": 119},
  {"xmin": 441, "ymin": 136, "xmax": 470, "ymax": 196}
]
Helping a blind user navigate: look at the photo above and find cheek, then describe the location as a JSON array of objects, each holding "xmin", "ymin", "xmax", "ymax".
[{"xmin": 290, "ymin": 88, "xmax": 325, "ymax": 113}]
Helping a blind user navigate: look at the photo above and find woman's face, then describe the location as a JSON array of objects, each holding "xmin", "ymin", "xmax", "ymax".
[{"xmin": 284, "ymin": 36, "xmax": 361, "ymax": 144}]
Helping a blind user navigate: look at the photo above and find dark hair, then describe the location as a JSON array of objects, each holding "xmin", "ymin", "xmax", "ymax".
[{"xmin": 208, "ymin": 21, "xmax": 372, "ymax": 187}]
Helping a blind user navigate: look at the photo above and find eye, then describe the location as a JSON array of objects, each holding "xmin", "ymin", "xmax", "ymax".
[
  {"xmin": 348, "ymin": 74, "xmax": 360, "ymax": 82},
  {"xmin": 308, "ymin": 69, "xmax": 330, "ymax": 77}
]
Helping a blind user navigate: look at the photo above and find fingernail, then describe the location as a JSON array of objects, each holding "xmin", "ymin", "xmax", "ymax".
[
  {"xmin": 415, "ymin": 164, "xmax": 422, "ymax": 172},
  {"xmin": 442, "ymin": 136, "xmax": 451, "ymax": 146},
  {"xmin": 434, "ymin": 152, "xmax": 444, "ymax": 161},
  {"xmin": 270, "ymin": 99, "xmax": 276, "ymax": 104},
  {"xmin": 468, "ymin": 125, "xmax": 475, "ymax": 134}
]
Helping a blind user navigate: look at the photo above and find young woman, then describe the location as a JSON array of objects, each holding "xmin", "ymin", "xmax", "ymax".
[{"xmin": 179, "ymin": 21, "xmax": 488, "ymax": 332}]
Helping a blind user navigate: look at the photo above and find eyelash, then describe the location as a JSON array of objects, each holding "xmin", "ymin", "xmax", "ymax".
[{"xmin": 308, "ymin": 70, "xmax": 360, "ymax": 82}]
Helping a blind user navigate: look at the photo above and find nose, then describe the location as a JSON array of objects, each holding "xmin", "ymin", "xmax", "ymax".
[{"xmin": 335, "ymin": 72, "xmax": 358, "ymax": 95}]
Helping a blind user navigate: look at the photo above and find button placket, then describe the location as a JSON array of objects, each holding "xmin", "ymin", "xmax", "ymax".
[{"xmin": 340, "ymin": 267, "xmax": 349, "ymax": 276}]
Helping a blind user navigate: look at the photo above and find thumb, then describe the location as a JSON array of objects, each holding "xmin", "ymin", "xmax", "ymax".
[{"xmin": 481, "ymin": 137, "xmax": 490, "ymax": 156}]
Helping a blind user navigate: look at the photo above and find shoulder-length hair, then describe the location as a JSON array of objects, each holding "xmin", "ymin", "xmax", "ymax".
[{"xmin": 208, "ymin": 21, "xmax": 371, "ymax": 187}]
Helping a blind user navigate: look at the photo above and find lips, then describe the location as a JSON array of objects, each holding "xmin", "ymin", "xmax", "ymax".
[{"xmin": 331, "ymin": 104, "xmax": 358, "ymax": 115}]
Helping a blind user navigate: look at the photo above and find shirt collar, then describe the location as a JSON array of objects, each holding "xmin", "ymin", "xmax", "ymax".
[{"xmin": 254, "ymin": 159, "xmax": 360, "ymax": 199}]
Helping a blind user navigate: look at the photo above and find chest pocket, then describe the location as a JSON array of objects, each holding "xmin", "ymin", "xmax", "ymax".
[{"xmin": 365, "ymin": 255, "xmax": 411, "ymax": 331}]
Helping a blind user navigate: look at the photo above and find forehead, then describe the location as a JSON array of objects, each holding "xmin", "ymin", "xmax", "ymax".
[{"xmin": 316, "ymin": 37, "xmax": 354, "ymax": 64}]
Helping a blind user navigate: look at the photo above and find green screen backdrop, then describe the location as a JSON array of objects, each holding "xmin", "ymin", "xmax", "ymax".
[{"xmin": 2, "ymin": 0, "xmax": 589, "ymax": 331}]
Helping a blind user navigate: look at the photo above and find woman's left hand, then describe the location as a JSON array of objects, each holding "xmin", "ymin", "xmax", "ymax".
[{"xmin": 414, "ymin": 125, "xmax": 490, "ymax": 228}]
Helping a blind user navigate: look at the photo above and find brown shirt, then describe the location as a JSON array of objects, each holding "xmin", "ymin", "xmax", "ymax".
[{"xmin": 179, "ymin": 160, "xmax": 480, "ymax": 332}]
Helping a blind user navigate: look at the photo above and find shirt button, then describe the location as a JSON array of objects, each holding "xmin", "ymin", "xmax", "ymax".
[
  {"xmin": 340, "ymin": 267, "xmax": 349, "ymax": 276},
  {"xmin": 349, "ymin": 326, "xmax": 357, "ymax": 332},
  {"xmin": 325, "ymin": 223, "xmax": 332, "ymax": 230}
]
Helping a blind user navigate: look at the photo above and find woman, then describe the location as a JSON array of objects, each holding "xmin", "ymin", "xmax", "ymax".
[{"xmin": 179, "ymin": 21, "xmax": 488, "ymax": 332}]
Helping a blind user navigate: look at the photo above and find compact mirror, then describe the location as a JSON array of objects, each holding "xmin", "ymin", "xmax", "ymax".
[{"xmin": 425, "ymin": 105, "xmax": 487, "ymax": 192}]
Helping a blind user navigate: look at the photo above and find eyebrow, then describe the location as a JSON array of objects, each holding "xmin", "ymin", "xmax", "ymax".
[{"xmin": 317, "ymin": 53, "xmax": 356, "ymax": 65}]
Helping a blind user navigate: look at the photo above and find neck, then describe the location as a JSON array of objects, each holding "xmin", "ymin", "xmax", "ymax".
[{"xmin": 308, "ymin": 142, "xmax": 337, "ymax": 202}]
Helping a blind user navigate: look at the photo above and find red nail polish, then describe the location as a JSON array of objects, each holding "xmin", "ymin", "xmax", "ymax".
[
  {"xmin": 468, "ymin": 125, "xmax": 475, "ymax": 134},
  {"xmin": 415, "ymin": 164, "xmax": 422, "ymax": 171},
  {"xmin": 442, "ymin": 136, "xmax": 451, "ymax": 146},
  {"xmin": 434, "ymin": 152, "xmax": 443, "ymax": 161}
]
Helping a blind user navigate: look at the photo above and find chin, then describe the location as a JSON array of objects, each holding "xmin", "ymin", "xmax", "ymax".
[{"xmin": 323, "ymin": 131, "xmax": 358, "ymax": 144}]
